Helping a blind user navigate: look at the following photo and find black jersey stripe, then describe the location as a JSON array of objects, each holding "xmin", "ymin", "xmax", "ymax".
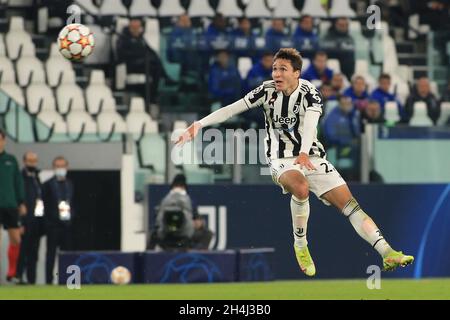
[
  {"xmin": 292, "ymin": 92, "xmax": 303, "ymax": 156},
  {"xmin": 266, "ymin": 91, "xmax": 278, "ymax": 159}
]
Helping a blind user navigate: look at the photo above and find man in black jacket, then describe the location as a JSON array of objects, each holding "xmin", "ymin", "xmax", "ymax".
[
  {"xmin": 404, "ymin": 77, "xmax": 440, "ymax": 125},
  {"xmin": 42, "ymin": 156, "xmax": 74, "ymax": 284},
  {"xmin": 116, "ymin": 19, "xmax": 174, "ymax": 106},
  {"xmin": 16, "ymin": 151, "xmax": 45, "ymax": 284}
]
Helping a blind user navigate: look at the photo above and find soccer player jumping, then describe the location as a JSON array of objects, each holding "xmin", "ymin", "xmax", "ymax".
[{"xmin": 176, "ymin": 48, "xmax": 413, "ymax": 276}]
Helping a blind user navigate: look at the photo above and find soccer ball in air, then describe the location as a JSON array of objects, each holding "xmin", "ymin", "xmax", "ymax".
[
  {"xmin": 110, "ymin": 266, "xmax": 131, "ymax": 285},
  {"xmin": 57, "ymin": 24, "xmax": 94, "ymax": 61}
]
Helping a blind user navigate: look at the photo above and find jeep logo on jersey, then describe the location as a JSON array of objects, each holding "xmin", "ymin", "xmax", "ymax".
[{"xmin": 273, "ymin": 114, "xmax": 297, "ymax": 125}]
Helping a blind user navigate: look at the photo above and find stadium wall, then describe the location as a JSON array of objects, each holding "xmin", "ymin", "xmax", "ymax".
[{"xmin": 148, "ymin": 184, "xmax": 450, "ymax": 280}]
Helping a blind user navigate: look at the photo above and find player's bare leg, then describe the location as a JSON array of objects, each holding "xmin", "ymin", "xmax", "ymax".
[
  {"xmin": 321, "ymin": 184, "xmax": 414, "ymax": 271},
  {"xmin": 279, "ymin": 170, "xmax": 316, "ymax": 276}
]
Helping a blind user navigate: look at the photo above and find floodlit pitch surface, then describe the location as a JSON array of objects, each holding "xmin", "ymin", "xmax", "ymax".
[{"xmin": 1, "ymin": 279, "xmax": 449, "ymax": 300}]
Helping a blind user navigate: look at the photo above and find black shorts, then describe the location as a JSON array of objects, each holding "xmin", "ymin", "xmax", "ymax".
[{"xmin": 0, "ymin": 208, "xmax": 21, "ymax": 229}]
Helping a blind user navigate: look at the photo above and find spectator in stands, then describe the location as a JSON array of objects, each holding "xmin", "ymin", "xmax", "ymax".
[
  {"xmin": 321, "ymin": 18, "xmax": 355, "ymax": 79},
  {"xmin": 117, "ymin": 19, "xmax": 175, "ymax": 106},
  {"xmin": 167, "ymin": 14, "xmax": 197, "ymax": 73},
  {"xmin": 440, "ymin": 81, "xmax": 450, "ymax": 125},
  {"xmin": 323, "ymin": 95, "xmax": 361, "ymax": 147},
  {"xmin": 148, "ymin": 174, "xmax": 213, "ymax": 251},
  {"xmin": 322, "ymin": 95, "xmax": 361, "ymax": 181},
  {"xmin": 370, "ymin": 73, "xmax": 404, "ymax": 119},
  {"xmin": 43, "ymin": 156, "xmax": 74, "ymax": 284},
  {"xmin": 293, "ymin": 15, "xmax": 319, "ymax": 56},
  {"xmin": 16, "ymin": 151, "xmax": 44, "ymax": 285},
  {"xmin": 231, "ymin": 18, "xmax": 257, "ymax": 60},
  {"xmin": 331, "ymin": 73, "xmax": 346, "ymax": 94},
  {"xmin": 208, "ymin": 50, "xmax": 242, "ymax": 106},
  {"xmin": 245, "ymin": 52, "xmax": 273, "ymax": 92},
  {"xmin": 320, "ymin": 83, "xmax": 338, "ymax": 104},
  {"xmin": 265, "ymin": 19, "xmax": 289, "ymax": 53},
  {"xmin": 0, "ymin": 129, "xmax": 26, "ymax": 284},
  {"xmin": 302, "ymin": 51, "xmax": 333, "ymax": 85},
  {"xmin": 412, "ymin": 0, "xmax": 450, "ymax": 31},
  {"xmin": 344, "ymin": 75, "xmax": 369, "ymax": 112},
  {"xmin": 362, "ymin": 100, "xmax": 385, "ymax": 124},
  {"xmin": 205, "ymin": 13, "xmax": 231, "ymax": 51},
  {"xmin": 404, "ymin": 77, "xmax": 441, "ymax": 125}
]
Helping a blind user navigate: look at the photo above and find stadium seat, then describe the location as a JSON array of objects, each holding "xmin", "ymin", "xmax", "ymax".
[
  {"xmin": 56, "ymin": 74, "xmax": 87, "ymax": 116},
  {"xmin": 75, "ymin": 0, "xmax": 100, "ymax": 15},
  {"xmin": 173, "ymin": 120, "xmax": 188, "ymax": 130},
  {"xmin": 129, "ymin": 0, "xmax": 157, "ymax": 17},
  {"xmin": 0, "ymin": 56, "xmax": 15, "ymax": 84},
  {"xmin": 318, "ymin": 20, "xmax": 331, "ymax": 37},
  {"xmin": 273, "ymin": 0, "xmax": 299, "ymax": 18},
  {"xmin": 238, "ymin": 57, "xmax": 253, "ymax": 79},
  {"xmin": 0, "ymin": 33, "xmax": 6, "ymax": 56},
  {"xmin": 244, "ymin": 0, "xmax": 272, "ymax": 18},
  {"xmin": 137, "ymin": 133, "xmax": 167, "ymax": 183},
  {"xmin": 26, "ymin": 84, "xmax": 56, "ymax": 114},
  {"xmin": 327, "ymin": 59, "xmax": 341, "ymax": 74},
  {"xmin": 8, "ymin": 0, "xmax": 33, "ymax": 6},
  {"xmin": 384, "ymin": 101, "xmax": 400, "ymax": 123},
  {"xmin": 97, "ymin": 111, "xmax": 127, "ymax": 135},
  {"xmin": 83, "ymin": 24, "xmax": 111, "ymax": 64},
  {"xmin": 46, "ymin": 43, "xmax": 74, "ymax": 88},
  {"xmin": 188, "ymin": 0, "xmax": 215, "ymax": 17},
  {"xmin": 126, "ymin": 97, "xmax": 158, "ymax": 140},
  {"xmin": 354, "ymin": 60, "xmax": 376, "ymax": 91},
  {"xmin": 329, "ymin": 0, "xmax": 356, "ymax": 18},
  {"xmin": 409, "ymin": 102, "xmax": 433, "ymax": 126},
  {"xmin": 389, "ymin": 73, "xmax": 409, "ymax": 105},
  {"xmin": 302, "ymin": 58, "xmax": 310, "ymax": 73},
  {"xmin": 0, "ymin": 79, "xmax": 24, "ymax": 106},
  {"xmin": 5, "ymin": 16, "xmax": 34, "ymax": 60},
  {"xmin": 99, "ymin": 0, "xmax": 128, "ymax": 16},
  {"xmin": 216, "ymin": 0, "xmax": 243, "ymax": 17},
  {"xmin": 158, "ymin": 0, "xmax": 185, "ymax": 17},
  {"xmin": 85, "ymin": 70, "xmax": 117, "ymax": 115},
  {"xmin": 66, "ymin": 110, "xmax": 98, "ymax": 140},
  {"xmin": 438, "ymin": 102, "xmax": 450, "ymax": 126},
  {"xmin": 36, "ymin": 110, "xmax": 67, "ymax": 138},
  {"xmin": 144, "ymin": 18, "xmax": 160, "ymax": 53},
  {"xmin": 301, "ymin": 0, "xmax": 328, "ymax": 18},
  {"xmin": 16, "ymin": 47, "xmax": 46, "ymax": 87}
]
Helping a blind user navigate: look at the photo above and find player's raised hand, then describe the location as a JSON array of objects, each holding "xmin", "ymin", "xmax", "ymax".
[
  {"xmin": 174, "ymin": 121, "xmax": 202, "ymax": 146},
  {"xmin": 294, "ymin": 152, "xmax": 316, "ymax": 171}
]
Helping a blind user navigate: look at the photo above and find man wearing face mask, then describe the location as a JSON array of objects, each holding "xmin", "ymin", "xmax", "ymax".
[
  {"xmin": 16, "ymin": 151, "xmax": 45, "ymax": 284},
  {"xmin": 42, "ymin": 156, "xmax": 74, "ymax": 284}
]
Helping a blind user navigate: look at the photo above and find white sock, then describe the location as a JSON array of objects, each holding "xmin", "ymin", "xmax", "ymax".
[
  {"xmin": 291, "ymin": 195, "xmax": 310, "ymax": 248},
  {"xmin": 342, "ymin": 198, "xmax": 392, "ymax": 257}
]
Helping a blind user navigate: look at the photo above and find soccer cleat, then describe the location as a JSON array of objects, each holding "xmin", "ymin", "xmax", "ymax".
[
  {"xmin": 294, "ymin": 245, "xmax": 316, "ymax": 276},
  {"xmin": 383, "ymin": 250, "xmax": 414, "ymax": 271}
]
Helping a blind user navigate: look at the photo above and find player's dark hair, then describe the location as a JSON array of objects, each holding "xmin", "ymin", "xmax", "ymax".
[
  {"xmin": 0, "ymin": 128, "xmax": 5, "ymax": 139},
  {"xmin": 273, "ymin": 48, "xmax": 303, "ymax": 72}
]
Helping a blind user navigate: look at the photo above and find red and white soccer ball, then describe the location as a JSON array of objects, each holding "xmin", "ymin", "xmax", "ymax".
[
  {"xmin": 110, "ymin": 266, "xmax": 131, "ymax": 285},
  {"xmin": 57, "ymin": 23, "xmax": 94, "ymax": 61}
]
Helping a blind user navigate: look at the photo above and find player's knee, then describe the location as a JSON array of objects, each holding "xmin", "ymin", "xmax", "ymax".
[{"xmin": 293, "ymin": 181, "xmax": 309, "ymax": 200}]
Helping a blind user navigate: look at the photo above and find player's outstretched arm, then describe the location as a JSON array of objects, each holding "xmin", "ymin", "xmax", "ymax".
[{"xmin": 174, "ymin": 99, "xmax": 249, "ymax": 146}]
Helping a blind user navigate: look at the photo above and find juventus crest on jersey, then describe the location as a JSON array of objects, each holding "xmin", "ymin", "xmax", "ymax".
[{"xmin": 243, "ymin": 79, "xmax": 326, "ymax": 161}]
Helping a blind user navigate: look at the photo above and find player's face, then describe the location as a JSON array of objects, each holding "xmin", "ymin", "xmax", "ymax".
[{"xmin": 272, "ymin": 59, "xmax": 300, "ymax": 93}]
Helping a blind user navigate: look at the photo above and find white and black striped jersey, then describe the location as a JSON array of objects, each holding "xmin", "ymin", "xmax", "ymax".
[{"xmin": 243, "ymin": 79, "xmax": 326, "ymax": 161}]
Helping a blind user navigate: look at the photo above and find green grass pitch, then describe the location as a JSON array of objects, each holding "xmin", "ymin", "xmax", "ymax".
[{"xmin": 1, "ymin": 278, "xmax": 449, "ymax": 300}]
